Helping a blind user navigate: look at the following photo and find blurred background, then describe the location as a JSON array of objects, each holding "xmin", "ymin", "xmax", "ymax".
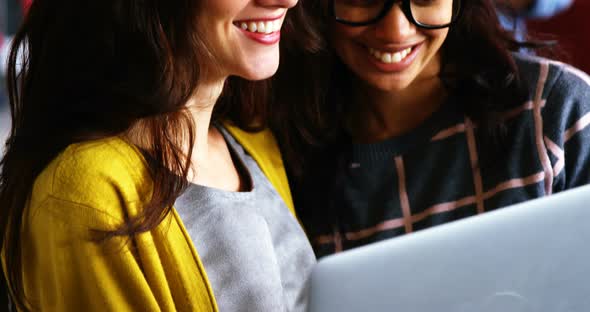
[
  {"xmin": 0, "ymin": 0, "xmax": 589, "ymax": 156},
  {"xmin": 1, "ymin": 0, "xmax": 27, "ymax": 155},
  {"xmin": 527, "ymin": 0, "xmax": 590, "ymax": 73}
]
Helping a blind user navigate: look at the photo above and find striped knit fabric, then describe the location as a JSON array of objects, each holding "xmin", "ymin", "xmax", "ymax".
[{"xmin": 307, "ymin": 55, "xmax": 590, "ymax": 258}]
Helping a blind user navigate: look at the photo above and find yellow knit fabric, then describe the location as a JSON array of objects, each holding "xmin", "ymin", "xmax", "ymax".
[{"xmin": 7, "ymin": 126, "xmax": 295, "ymax": 311}]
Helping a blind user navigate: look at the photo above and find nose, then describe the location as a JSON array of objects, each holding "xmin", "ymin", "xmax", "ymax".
[
  {"xmin": 374, "ymin": 3, "xmax": 415, "ymax": 42},
  {"xmin": 256, "ymin": 0, "xmax": 298, "ymax": 9}
]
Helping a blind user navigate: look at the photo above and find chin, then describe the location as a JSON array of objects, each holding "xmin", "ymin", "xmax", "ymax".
[
  {"xmin": 238, "ymin": 64, "xmax": 280, "ymax": 81},
  {"xmin": 242, "ymin": 69, "xmax": 278, "ymax": 81},
  {"xmin": 366, "ymin": 77, "xmax": 413, "ymax": 93},
  {"xmin": 237, "ymin": 49, "xmax": 280, "ymax": 81}
]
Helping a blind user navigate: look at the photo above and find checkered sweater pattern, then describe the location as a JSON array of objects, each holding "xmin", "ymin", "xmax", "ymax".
[{"xmin": 307, "ymin": 55, "xmax": 590, "ymax": 258}]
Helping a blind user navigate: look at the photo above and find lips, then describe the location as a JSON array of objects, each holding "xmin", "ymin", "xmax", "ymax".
[
  {"xmin": 365, "ymin": 42, "xmax": 423, "ymax": 72},
  {"xmin": 235, "ymin": 20, "xmax": 282, "ymax": 34},
  {"xmin": 369, "ymin": 46, "xmax": 413, "ymax": 64},
  {"xmin": 233, "ymin": 16, "xmax": 284, "ymax": 45}
]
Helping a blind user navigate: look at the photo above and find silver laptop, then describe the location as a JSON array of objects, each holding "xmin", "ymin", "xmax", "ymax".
[{"xmin": 308, "ymin": 184, "xmax": 590, "ymax": 312}]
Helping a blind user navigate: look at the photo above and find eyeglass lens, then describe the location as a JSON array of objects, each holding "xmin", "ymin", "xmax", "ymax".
[{"xmin": 334, "ymin": 0, "xmax": 460, "ymax": 27}]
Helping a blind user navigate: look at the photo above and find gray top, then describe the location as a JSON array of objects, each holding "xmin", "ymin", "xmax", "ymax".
[{"xmin": 174, "ymin": 126, "xmax": 315, "ymax": 312}]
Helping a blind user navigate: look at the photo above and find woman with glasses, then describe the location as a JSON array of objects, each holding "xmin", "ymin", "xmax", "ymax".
[{"xmin": 272, "ymin": 0, "xmax": 590, "ymax": 257}]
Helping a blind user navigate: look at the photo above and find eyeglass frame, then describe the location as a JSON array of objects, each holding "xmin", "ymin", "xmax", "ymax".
[{"xmin": 329, "ymin": 0, "xmax": 463, "ymax": 29}]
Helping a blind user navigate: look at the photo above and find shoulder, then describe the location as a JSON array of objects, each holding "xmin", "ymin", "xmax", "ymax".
[
  {"xmin": 514, "ymin": 53, "xmax": 590, "ymax": 104},
  {"xmin": 222, "ymin": 122, "xmax": 296, "ymax": 215},
  {"xmin": 223, "ymin": 123, "xmax": 281, "ymax": 155},
  {"xmin": 514, "ymin": 52, "xmax": 590, "ymax": 87},
  {"xmin": 222, "ymin": 123, "xmax": 284, "ymax": 171},
  {"xmin": 513, "ymin": 54, "xmax": 590, "ymax": 156},
  {"xmin": 30, "ymin": 137, "xmax": 153, "ymax": 227},
  {"xmin": 545, "ymin": 60, "xmax": 590, "ymax": 103}
]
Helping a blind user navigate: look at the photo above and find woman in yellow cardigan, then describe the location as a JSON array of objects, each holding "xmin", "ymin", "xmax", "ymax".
[{"xmin": 0, "ymin": 0, "xmax": 320, "ymax": 311}]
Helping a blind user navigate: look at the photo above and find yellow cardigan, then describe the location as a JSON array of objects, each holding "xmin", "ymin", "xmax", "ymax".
[{"xmin": 6, "ymin": 125, "xmax": 295, "ymax": 311}]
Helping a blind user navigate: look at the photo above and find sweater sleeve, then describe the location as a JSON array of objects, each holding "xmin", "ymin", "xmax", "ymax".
[{"xmin": 542, "ymin": 62, "xmax": 590, "ymax": 192}]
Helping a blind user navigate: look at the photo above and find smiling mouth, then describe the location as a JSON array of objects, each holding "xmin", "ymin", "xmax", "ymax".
[
  {"xmin": 233, "ymin": 19, "xmax": 283, "ymax": 34},
  {"xmin": 368, "ymin": 45, "xmax": 417, "ymax": 64}
]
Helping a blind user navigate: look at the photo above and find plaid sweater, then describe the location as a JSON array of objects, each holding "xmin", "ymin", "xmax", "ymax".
[{"xmin": 303, "ymin": 55, "xmax": 590, "ymax": 258}]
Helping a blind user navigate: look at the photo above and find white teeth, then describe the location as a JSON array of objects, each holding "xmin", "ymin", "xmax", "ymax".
[
  {"xmin": 382, "ymin": 53, "xmax": 392, "ymax": 63},
  {"xmin": 369, "ymin": 47, "xmax": 413, "ymax": 64},
  {"xmin": 237, "ymin": 20, "xmax": 282, "ymax": 34},
  {"xmin": 248, "ymin": 22, "xmax": 257, "ymax": 32},
  {"xmin": 257, "ymin": 22, "xmax": 265, "ymax": 33}
]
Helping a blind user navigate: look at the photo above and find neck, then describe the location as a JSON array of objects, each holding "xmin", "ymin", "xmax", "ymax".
[
  {"xmin": 348, "ymin": 76, "xmax": 447, "ymax": 143},
  {"xmin": 124, "ymin": 76, "xmax": 234, "ymax": 186},
  {"xmin": 185, "ymin": 77, "xmax": 245, "ymax": 191},
  {"xmin": 184, "ymin": 78, "xmax": 226, "ymax": 166}
]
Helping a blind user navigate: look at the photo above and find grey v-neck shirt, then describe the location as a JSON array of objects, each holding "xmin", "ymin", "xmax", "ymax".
[{"xmin": 174, "ymin": 126, "xmax": 315, "ymax": 312}]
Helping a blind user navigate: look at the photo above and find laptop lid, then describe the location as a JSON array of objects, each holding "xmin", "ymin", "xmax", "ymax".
[{"xmin": 308, "ymin": 184, "xmax": 590, "ymax": 312}]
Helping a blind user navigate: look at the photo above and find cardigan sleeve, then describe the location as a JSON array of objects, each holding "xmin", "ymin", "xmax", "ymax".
[
  {"xmin": 20, "ymin": 197, "xmax": 172, "ymax": 311},
  {"xmin": 15, "ymin": 137, "xmax": 217, "ymax": 311}
]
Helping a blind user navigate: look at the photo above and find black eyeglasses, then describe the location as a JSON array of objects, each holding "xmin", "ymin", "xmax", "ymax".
[{"xmin": 330, "ymin": 0, "xmax": 463, "ymax": 29}]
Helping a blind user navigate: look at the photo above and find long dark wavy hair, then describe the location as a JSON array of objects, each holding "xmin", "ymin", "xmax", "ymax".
[
  {"xmin": 0, "ymin": 0, "xmax": 321, "ymax": 310},
  {"xmin": 271, "ymin": 0, "xmax": 547, "ymax": 239}
]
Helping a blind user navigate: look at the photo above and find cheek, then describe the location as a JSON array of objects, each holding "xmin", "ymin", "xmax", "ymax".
[
  {"xmin": 331, "ymin": 24, "xmax": 365, "ymax": 49},
  {"xmin": 425, "ymin": 29, "xmax": 449, "ymax": 53},
  {"xmin": 197, "ymin": 16, "xmax": 224, "ymax": 51}
]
